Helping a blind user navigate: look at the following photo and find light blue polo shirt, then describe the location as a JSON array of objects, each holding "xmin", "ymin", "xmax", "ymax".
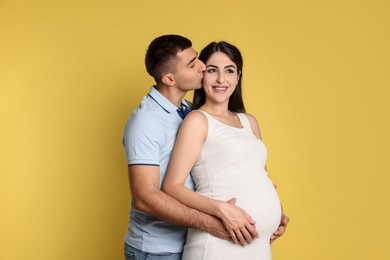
[{"xmin": 122, "ymin": 86, "xmax": 195, "ymax": 253}]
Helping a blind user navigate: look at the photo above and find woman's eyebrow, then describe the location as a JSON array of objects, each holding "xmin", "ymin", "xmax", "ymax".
[{"xmin": 206, "ymin": 64, "xmax": 236, "ymax": 69}]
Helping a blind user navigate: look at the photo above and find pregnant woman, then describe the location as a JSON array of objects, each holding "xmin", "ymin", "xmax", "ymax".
[{"xmin": 163, "ymin": 41, "xmax": 285, "ymax": 259}]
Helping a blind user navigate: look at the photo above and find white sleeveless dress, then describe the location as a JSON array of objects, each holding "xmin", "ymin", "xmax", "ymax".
[{"xmin": 182, "ymin": 111, "xmax": 282, "ymax": 260}]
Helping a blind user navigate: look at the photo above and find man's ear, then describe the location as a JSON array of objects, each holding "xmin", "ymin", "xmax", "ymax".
[{"xmin": 161, "ymin": 73, "xmax": 176, "ymax": 86}]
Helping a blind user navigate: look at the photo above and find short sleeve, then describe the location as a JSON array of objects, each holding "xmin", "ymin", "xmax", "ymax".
[{"xmin": 122, "ymin": 113, "xmax": 162, "ymax": 166}]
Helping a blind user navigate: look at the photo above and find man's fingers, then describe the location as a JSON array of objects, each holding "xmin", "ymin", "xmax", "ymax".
[{"xmin": 226, "ymin": 197, "xmax": 237, "ymax": 205}]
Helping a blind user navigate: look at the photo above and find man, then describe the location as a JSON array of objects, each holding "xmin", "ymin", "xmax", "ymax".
[{"xmin": 122, "ymin": 35, "xmax": 288, "ymax": 259}]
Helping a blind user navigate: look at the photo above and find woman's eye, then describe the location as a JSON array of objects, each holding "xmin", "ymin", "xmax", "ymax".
[
  {"xmin": 226, "ymin": 69, "xmax": 235, "ymax": 74},
  {"xmin": 207, "ymin": 68, "xmax": 216, "ymax": 73}
]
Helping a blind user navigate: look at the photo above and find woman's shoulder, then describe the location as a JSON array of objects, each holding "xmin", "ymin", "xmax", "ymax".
[
  {"xmin": 185, "ymin": 109, "xmax": 208, "ymax": 122},
  {"xmin": 180, "ymin": 110, "xmax": 208, "ymax": 129},
  {"xmin": 242, "ymin": 113, "xmax": 262, "ymax": 139},
  {"xmin": 242, "ymin": 113, "xmax": 259, "ymax": 124},
  {"xmin": 178, "ymin": 110, "xmax": 208, "ymax": 141}
]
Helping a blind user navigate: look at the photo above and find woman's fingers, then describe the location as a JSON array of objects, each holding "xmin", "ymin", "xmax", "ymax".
[
  {"xmin": 234, "ymin": 228, "xmax": 246, "ymax": 245},
  {"xmin": 240, "ymin": 226, "xmax": 254, "ymax": 243},
  {"xmin": 244, "ymin": 220, "xmax": 258, "ymax": 238},
  {"xmin": 244, "ymin": 211, "xmax": 256, "ymax": 225},
  {"xmin": 229, "ymin": 230, "xmax": 238, "ymax": 244}
]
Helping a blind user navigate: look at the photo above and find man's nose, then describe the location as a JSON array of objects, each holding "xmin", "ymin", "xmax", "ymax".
[{"xmin": 198, "ymin": 60, "xmax": 206, "ymax": 71}]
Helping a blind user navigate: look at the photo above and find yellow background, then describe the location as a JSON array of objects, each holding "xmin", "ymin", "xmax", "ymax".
[{"xmin": 1, "ymin": 0, "xmax": 389, "ymax": 259}]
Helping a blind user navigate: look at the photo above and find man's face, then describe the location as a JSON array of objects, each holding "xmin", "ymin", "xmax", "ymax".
[{"xmin": 172, "ymin": 47, "xmax": 205, "ymax": 91}]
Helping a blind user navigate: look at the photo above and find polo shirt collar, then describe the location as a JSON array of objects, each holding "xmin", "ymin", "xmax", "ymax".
[{"xmin": 148, "ymin": 86, "xmax": 190, "ymax": 114}]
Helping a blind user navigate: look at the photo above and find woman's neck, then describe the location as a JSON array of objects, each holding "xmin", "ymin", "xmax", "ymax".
[{"xmin": 200, "ymin": 101, "xmax": 232, "ymax": 117}]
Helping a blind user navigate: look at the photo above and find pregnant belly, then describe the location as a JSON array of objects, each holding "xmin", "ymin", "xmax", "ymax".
[
  {"xmin": 237, "ymin": 178, "xmax": 282, "ymax": 235},
  {"xmin": 199, "ymin": 175, "xmax": 282, "ymax": 236}
]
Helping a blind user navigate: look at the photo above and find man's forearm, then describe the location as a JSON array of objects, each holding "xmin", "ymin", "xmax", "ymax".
[
  {"xmin": 136, "ymin": 187, "xmax": 207, "ymax": 227},
  {"xmin": 134, "ymin": 188, "xmax": 230, "ymax": 240}
]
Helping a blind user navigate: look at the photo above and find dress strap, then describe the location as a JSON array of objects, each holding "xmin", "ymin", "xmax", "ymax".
[
  {"xmin": 237, "ymin": 113, "xmax": 252, "ymax": 130},
  {"xmin": 195, "ymin": 109, "xmax": 212, "ymax": 120}
]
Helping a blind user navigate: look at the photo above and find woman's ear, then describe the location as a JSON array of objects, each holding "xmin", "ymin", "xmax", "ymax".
[
  {"xmin": 161, "ymin": 73, "xmax": 176, "ymax": 86},
  {"xmin": 238, "ymin": 71, "xmax": 242, "ymax": 80}
]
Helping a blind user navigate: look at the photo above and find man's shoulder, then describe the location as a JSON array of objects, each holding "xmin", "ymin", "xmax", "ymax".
[
  {"xmin": 130, "ymin": 105, "xmax": 159, "ymax": 121},
  {"xmin": 124, "ymin": 109, "xmax": 162, "ymax": 137},
  {"xmin": 126, "ymin": 97, "xmax": 162, "ymax": 124}
]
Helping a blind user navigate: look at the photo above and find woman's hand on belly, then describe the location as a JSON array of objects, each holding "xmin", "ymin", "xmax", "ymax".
[
  {"xmin": 216, "ymin": 198, "xmax": 259, "ymax": 245},
  {"xmin": 270, "ymin": 209, "xmax": 289, "ymax": 244}
]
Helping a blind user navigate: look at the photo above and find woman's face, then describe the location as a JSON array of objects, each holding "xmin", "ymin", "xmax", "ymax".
[{"xmin": 202, "ymin": 51, "xmax": 239, "ymax": 105}]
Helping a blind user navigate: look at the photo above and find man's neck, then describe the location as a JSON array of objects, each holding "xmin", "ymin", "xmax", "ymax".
[{"xmin": 155, "ymin": 84, "xmax": 186, "ymax": 108}]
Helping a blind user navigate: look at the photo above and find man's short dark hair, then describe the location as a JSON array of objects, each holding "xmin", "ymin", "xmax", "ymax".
[{"xmin": 145, "ymin": 35, "xmax": 192, "ymax": 83}]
